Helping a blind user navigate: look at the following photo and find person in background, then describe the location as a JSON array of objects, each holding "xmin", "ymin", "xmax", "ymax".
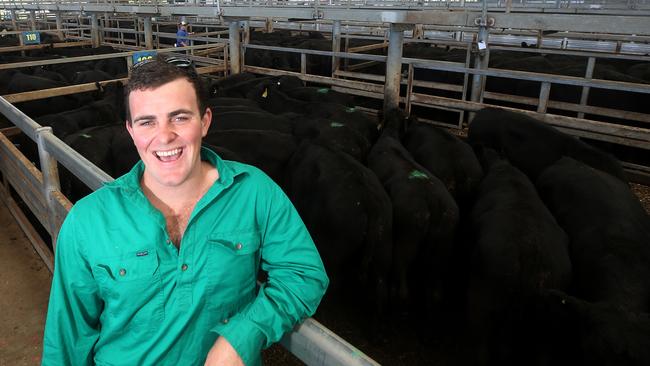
[
  {"xmin": 176, "ymin": 20, "xmax": 190, "ymax": 47},
  {"xmin": 41, "ymin": 55, "xmax": 329, "ymax": 366}
]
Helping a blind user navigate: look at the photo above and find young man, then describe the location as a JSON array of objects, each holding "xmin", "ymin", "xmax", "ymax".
[{"xmin": 41, "ymin": 56, "xmax": 329, "ymax": 365}]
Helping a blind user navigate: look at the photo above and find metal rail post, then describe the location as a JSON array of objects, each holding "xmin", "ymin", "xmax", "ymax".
[
  {"xmin": 469, "ymin": 0, "xmax": 490, "ymax": 123},
  {"xmin": 91, "ymin": 13, "xmax": 100, "ymax": 48},
  {"xmin": 11, "ymin": 10, "xmax": 25, "ymax": 57},
  {"xmin": 537, "ymin": 82, "xmax": 551, "ymax": 113},
  {"xmin": 413, "ymin": 24, "xmax": 424, "ymax": 39},
  {"xmin": 143, "ymin": 16, "xmax": 153, "ymax": 50},
  {"xmin": 331, "ymin": 20, "xmax": 341, "ymax": 77},
  {"xmin": 265, "ymin": 18, "xmax": 273, "ymax": 33},
  {"xmin": 242, "ymin": 20, "xmax": 250, "ymax": 45},
  {"xmin": 134, "ymin": 18, "xmax": 140, "ymax": 47},
  {"xmin": 35, "ymin": 127, "xmax": 62, "ymax": 250},
  {"xmin": 10, "ymin": 10, "xmax": 18, "ymax": 31},
  {"xmin": 229, "ymin": 21, "xmax": 241, "ymax": 74},
  {"xmin": 384, "ymin": 23, "xmax": 407, "ymax": 113},
  {"xmin": 101, "ymin": 12, "xmax": 109, "ymax": 44},
  {"xmin": 55, "ymin": 12, "xmax": 64, "ymax": 41},
  {"xmin": 29, "ymin": 10, "xmax": 36, "ymax": 31},
  {"xmin": 578, "ymin": 56, "xmax": 596, "ymax": 119}
]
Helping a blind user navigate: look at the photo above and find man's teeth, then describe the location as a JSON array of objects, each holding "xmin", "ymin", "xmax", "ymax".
[{"xmin": 156, "ymin": 148, "xmax": 182, "ymax": 157}]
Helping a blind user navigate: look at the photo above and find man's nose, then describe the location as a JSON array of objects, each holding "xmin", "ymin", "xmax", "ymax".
[{"xmin": 157, "ymin": 123, "xmax": 177, "ymax": 143}]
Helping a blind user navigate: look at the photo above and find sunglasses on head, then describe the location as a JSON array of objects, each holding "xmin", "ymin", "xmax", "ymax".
[{"xmin": 132, "ymin": 55, "xmax": 196, "ymax": 72}]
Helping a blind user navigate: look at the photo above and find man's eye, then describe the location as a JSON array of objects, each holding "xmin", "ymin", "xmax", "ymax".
[
  {"xmin": 138, "ymin": 121, "xmax": 153, "ymax": 126},
  {"xmin": 174, "ymin": 116, "xmax": 189, "ymax": 122}
]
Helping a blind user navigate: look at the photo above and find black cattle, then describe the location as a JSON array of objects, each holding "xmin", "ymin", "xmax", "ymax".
[
  {"xmin": 211, "ymin": 75, "xmax": 276, "ymax": 98},
  {"xmin": 206, "ymin": 97, "xmax": 260, "ymax": 112},
  {"xmin": 468, "ymin": 149, "xmax": 572, "ymax": 366},
  {"xmin": 0, "ymin": 69, "xmax": 17, "ymax": 95},
  {"xmin": 293, "ymin": 117, "xmax": 371, "ymax": 162},
  {"xmin": 111, "ymin": 127, "xmax": 140, "ymax": 178},
  {"xmin": 31, "ymin": 67, "xmax": 68, "ymax": 83},
  {"xmin": 468, "ymin": 108, "xmax": 627, "ymax": 182},
  {"xmin": 276, "ymin": 75, "xmax": 355, "ymax": 107},
  {"xmin": 203, "ymin": 129, "xmax": 297, "ymax": 185},
  {"xmin": 7, "ymin": 72, "xmax": 90, "ymax": 117},
  {"xmin": 209, "ymin": 72, "xmax": 259, "ymax": 96},
  {"xmin": 94, "ymin": 57, "xmax": 128, "ymax": 78},
  {"xmin": 540, "ymin": 289, "xmax": 650, "ymax": 366},
  {"xmin": 60, "ymin": 124, "xmax": 123, "ymax": 202},
  {"xmin": 537, "ymin": 157, "xmax": 650, "ymax": 313},
  {"xmin": 247, "ymin": 80, "xmax": 379, "ymax": 144},
  {"xmin": 367, "ymin": 109, "xmax": 459, "ymax": 322},
  {"xmin": 403, "ymin": 121, "xmax": 483, "ymax": 208},
  {"xmin": 71, "ymin": 70, "xmax": 114, "ymax": 85},
  {"xmin": 209, "ymin": 111, "xmax": 294, "ymax": 135},
  {"xmin": 285, "ymin": 141, "xmax": 393, "ymax": 335}
]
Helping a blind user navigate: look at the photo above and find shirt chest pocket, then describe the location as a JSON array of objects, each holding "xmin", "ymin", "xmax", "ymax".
[
  {"xmin": 206, "ymin": 230, "xmax": 261, "ymax": 305},
  {"xmin": 94, "ymin": 249, "xmax": 164, "ymax": 332}
]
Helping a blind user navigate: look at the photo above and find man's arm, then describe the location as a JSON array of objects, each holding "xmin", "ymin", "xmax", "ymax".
[
  {"xmin": 42, "ymin": 209, "xmax": 103, "ymax": 366},
  {"xmin": 210, "ymin": 182, "xmax": 329, "ymax": 365}
]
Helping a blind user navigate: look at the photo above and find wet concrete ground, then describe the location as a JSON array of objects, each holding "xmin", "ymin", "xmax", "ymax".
[{"xmin": 0, "ymin": 202, "xmax": 51, "ymax": 365}]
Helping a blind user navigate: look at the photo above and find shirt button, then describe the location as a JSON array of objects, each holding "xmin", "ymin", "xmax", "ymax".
[
  {"xmin": 166, "ymin": 239, "xmax": 171, "ymax": 245},
  {"xmin": 181, "ymin": 264, "xmax": 188, "ymax": 271},
  {"xmin": 222, "ymin": 318, "xmax": 229, "ymax": 324},
  {"xmin": 119, "ymin": 268, "xmax": 126, "ymax": 276},
  {"xmin": 235, "ymin": 243, "xmax": 243, "ymax": 250}
]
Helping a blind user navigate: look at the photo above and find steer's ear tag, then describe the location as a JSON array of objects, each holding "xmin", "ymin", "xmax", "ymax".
[{"xmin": 262, "ymin": 88, "xmax": 268, "ymax": 98}]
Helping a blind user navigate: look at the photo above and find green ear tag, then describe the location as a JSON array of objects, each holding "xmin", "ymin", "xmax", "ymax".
[{"xmin": 408, "ymin": 170, "xmax": 429, "ymax": 180}]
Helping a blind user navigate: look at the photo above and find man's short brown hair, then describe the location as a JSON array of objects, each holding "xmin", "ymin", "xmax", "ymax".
[{"xmin": 124, "ymin": 55, "xmax": 208, "ymax": 123}]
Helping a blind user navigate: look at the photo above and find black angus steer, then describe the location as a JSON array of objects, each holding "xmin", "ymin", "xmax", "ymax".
[
  {"xmin": 203, "ymin": 129, "xmax": 297, "ymax": 186},
  {"xmin": 468, "ymin": 108, "xmax": 627, "ymax": 182},
  {"xmin": 468, "ymin": 149, "xmax": 572, "ymax": 366},
  {"xmin": 209, "ymin": 110, "xmax": 295, "ymax": 135},
  {"xmin": 247, "ymin": 80, "xmax": 380, "ymax": 144},
  {"xmin": 292, "ymin": 117, "xmax": 372, "ymax": 162},
  {"xmin": 403, "ymin": 121, "xmax": 483, "ymax": 208},
  {"xmin": 276, "ymin": 75, "xmax": 356, "ymax": 107},
  {"xmin": 540, "ymin": 289, "xmax": 650, "ymax": 366},
  {"xmin": 7, "ymin": 72, "xmax": 91, "ymax": 117},
  {"xmin": 285, "ymin": 141, "xmax": 393, "ymax": 337},
  {"xmin": 537, "ymin": 157, "xmax": 650, "ymax": 313},
  {"xmin": 60, "ymin": 124, "xmax": 124, "ymax": 202},
  {"xmin": 367, "ymin": 109, "xmax": 459, "ymax": 325}
]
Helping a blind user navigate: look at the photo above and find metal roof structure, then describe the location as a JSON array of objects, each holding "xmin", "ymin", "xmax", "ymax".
[{"xmin": 2, "ymin": 0, "xmax": 650, "ymax": 35}]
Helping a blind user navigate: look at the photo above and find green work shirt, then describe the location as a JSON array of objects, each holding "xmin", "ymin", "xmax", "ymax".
[{"xmin": 42, "ymin": 147, "xmax": 329, "ymax": 366}]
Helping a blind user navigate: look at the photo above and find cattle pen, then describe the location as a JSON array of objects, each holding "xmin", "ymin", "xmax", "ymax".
[{"xmin": 1, "ymin": 0, "xmax": 650, "ymax": 365}]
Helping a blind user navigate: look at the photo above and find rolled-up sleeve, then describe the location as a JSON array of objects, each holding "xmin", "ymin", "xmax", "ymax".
[
  {"xmin": 211, "ymin": 183, "xmax": 329, "ymax": 365},
  {"xmin": 42, "ymin": 208, "xmax": 102, "ymax": 366}
]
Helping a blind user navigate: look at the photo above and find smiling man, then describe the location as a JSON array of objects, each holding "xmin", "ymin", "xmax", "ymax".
[{"xmin": 41, "ymin": 56, "xmax": 328, "ymax": 366}]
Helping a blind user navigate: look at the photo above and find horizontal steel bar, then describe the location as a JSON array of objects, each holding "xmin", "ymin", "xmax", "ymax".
[
  {"xmin": 280, "ymin": 318, "xmax": 380, "ymax": 366},
  {"xmin": 0, "ymin": 43, "xmax": 223, "ymax": 70}
]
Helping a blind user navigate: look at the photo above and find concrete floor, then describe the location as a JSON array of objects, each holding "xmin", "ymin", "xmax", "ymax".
[{"xmin": 0, "ymin": 201, "xmax": 51, "ymax": 365}]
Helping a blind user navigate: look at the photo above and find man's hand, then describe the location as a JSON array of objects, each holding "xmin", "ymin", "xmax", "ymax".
[{"xmin": 204, "ymin": 336, "xmax": 245, "ymax": 366}]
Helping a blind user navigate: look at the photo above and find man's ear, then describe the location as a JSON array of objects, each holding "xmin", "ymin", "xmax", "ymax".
[
  {"xmin": 126, "ymin": 120, "xmax": 134, "ymax": 139},
  {"xmin": 201, "ymin": 107, "xmax": 212, "ymax": 137}
]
